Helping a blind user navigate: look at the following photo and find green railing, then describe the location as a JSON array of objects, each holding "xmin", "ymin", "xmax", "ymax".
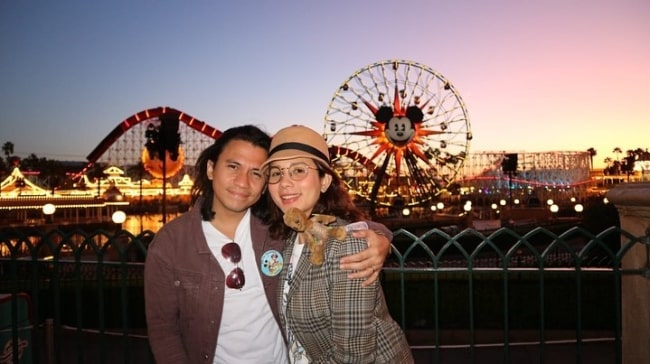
[
  {"xmin": 381, "ymin": 225, "xmax": 647, "ymax": 363},
  {"xmin": 1, "ymin": 226, "xmax": 647, "ymax": 364}
]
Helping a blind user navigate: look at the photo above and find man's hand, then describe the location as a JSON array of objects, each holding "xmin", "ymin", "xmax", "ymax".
[{"xmin": 339, "ymin": 229, "xmax": 391, "ymax": 287}]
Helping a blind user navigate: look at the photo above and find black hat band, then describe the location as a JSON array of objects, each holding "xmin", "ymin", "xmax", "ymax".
[{"xmin": 268, "ymin": 142, "xmax": 329, "ymax": 163}]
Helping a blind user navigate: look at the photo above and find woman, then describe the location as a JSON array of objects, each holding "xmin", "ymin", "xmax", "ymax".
[{"xmin": 261, "ymin": 125, "xmax": 413, "ymax": 363}]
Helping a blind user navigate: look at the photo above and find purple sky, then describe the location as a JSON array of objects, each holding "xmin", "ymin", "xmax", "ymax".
[{"xmin": 1, "ymin": 0, "xmax": 648, "ymax": 168}]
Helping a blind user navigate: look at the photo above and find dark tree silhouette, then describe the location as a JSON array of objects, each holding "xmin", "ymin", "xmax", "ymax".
[
  {"xmin": 612, "ymin": 147, "xmax": 622, "ymax": 162},
  {"xmin": 587, "ymin": 147, "xmax": 597, "ymax": 170},
  {"xmin": 2, "ymin": 141, "xmax": 14, "ymax": 160}
]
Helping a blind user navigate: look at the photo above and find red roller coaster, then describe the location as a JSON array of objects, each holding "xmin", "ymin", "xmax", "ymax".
[{"xmin": 81, "ymin": 106, "xmax": 222, "ymax": 176}]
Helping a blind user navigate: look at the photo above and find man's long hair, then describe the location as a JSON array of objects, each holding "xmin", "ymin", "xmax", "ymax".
[{"xmin": 191, "ymin": 125, "xmax": 270, "ymax": 221}]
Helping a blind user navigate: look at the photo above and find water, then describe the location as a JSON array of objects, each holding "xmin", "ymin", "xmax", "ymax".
[{"xmin": 121, "ymin": 213, "xmax": 181, "ymax": 235}]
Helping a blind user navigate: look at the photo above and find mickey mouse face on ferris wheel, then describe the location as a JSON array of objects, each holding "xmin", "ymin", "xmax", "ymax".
[{"xmin": 375, "ymin": 105, "xmax": 424, "ymax": 147}]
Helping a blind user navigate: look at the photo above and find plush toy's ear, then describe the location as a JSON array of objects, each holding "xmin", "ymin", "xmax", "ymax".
[{"xmin": 375, "ymin": 106, "xmax": 393, "ymax": 123}]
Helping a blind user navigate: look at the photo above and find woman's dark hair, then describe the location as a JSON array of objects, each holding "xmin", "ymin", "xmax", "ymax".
[
  {"xmin": 191, "ymin": 125, "xmax": 270, "ymax": 221},
  {"xmin": 265, "ymin": 160, "xmax": 366, "ymax": 239}
]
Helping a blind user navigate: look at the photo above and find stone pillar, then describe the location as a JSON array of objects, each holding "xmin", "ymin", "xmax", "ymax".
[{"xmin": 607, "ymin": 183, "xmax": 650, "ymax": 364}]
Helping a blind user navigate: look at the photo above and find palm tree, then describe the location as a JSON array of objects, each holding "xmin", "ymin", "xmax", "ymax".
[
  {"xmin": 587, "ymin": 148, "xmax": 597, "ymax": 170},
  {"xmin": 623, "ymin": 150, "xmax": 637, "ymax": 181},
  {"xmin": 634, "ymin": 147, "xmax": 650, "ymax": 161},
  {"xmin": 611, "ymin": 160, "xmax": 622, "ymax": 175},
  {"xmin": 603, "ymin": 157, "xmax": 613, "ymax": 175},
  {"xmin": 612, "ymin": 147, "xmax": 622, "ymax": 162},
  {"xmin": 2, "ymin": 141, "xmax": 14, "ymax": 160}
]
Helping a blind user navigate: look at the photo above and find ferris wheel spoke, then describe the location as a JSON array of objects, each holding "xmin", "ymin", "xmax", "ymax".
[
  {"xmin": 368, "ymin": 154, "xmax": 392, "ymax": 208},
  {"xmin": 403, "ymin": 152, "xmax": 437, "ymax": 201}
]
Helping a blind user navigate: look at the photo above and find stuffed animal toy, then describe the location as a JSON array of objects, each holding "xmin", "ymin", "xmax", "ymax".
[{"xmin": 283, "ymin": 207, "xmax": 347, "ymax": 265}]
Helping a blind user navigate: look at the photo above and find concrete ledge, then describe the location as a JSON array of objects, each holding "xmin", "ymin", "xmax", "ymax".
[
  {"xmin": 606, "ymin": 182, "xmax": 650, "ymax": 364},
  {"xmin": 607, "ymin": 182, "xmax": 650, "ymax": 218}
]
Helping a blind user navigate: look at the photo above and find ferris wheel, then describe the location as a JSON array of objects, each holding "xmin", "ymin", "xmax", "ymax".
[{"xmin": 323, "ymin": 60, "xmax": 472, "ymax": 208}]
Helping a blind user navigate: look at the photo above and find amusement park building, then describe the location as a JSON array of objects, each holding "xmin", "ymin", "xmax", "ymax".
[
  {"xmin": 456, "ymin": 150, "xmax": 594, "ymax": 206},
  {"xmin": 460, "ymin": 151, "xmax": 592, "ymax": 188}
]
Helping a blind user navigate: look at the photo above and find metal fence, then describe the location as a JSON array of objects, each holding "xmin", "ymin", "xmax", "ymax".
[{"xmin": 0, "ymin": 225, "xmax": 647, "ymax": 364}]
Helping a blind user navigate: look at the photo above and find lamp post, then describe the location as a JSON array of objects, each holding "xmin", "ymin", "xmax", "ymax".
[
  {"xmin": 43, "ymin": 203, "xmax": 56, "ymax": 225},
  {"xmin": 574, "ymin": 203, "xmax": 584, "ymax": 218},
  {"xmin": 463, "ymin": 200, "xmax": 472, "ymax": 211},
  {"xmin": 550, "ymin": 204, "xmax": 559, "ymax": 221},
  {"xmin": 112, "ymin": 210, "xmax": 127, "ymax": 231},
  {"xmin": 463, "ymin": 203, "xmax": 473, "ymax": 229}
]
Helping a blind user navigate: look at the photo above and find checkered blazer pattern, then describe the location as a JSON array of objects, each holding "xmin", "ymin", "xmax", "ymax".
[{"xmin": 278, "ymin": 232, "xmax": 414, "ymax": 363}]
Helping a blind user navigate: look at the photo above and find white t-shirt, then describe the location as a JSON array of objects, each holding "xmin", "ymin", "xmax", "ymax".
[{"xmin": 202, "ymin": 210, "xmax": 288, "ymax": 364}]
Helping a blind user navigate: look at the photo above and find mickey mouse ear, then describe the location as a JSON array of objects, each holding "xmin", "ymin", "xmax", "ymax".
[
  {"xmin": 406, "ymin": 106, "xmax": 424, "ymax": 123},
  {"xmin": 375, "ymin": 106, "xmax": 393, "ymax": 123}
]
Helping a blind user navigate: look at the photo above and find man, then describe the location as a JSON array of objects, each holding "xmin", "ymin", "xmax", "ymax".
[{"xmin": 144, "ymin": 125, "xmax": 391, "ymax": 363}]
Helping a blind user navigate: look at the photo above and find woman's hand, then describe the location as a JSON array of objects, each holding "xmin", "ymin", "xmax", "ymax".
[{"xmin": 339, "ymin": 229, "xmax": 391, "ymax": 287}]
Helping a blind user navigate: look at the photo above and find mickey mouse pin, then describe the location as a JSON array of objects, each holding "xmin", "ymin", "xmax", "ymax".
[{"xmin": 261, "ymin": 250, "xmax": 284, "ymax": 277}]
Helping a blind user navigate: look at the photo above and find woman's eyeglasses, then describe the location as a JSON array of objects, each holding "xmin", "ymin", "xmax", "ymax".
[
  {"xmin": 222, "ymin": 242, "xmax": 245, "ymax": 289},
  {"xmin": 266, "ymin": 164, "xmax": 319, "ymax": 184}
]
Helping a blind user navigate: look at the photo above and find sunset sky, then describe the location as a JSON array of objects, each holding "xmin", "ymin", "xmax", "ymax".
[{"xmin": 1, "ymin": 0, "xmax": 648, "ymax": 169}]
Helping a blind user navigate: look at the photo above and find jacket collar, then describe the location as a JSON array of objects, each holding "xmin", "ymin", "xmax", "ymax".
[{"xmin": 191, "ymin": 197, "xmax": 273, "ymax": 257}]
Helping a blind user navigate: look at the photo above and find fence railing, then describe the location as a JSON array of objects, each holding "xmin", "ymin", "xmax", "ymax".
[{"xmin": 1, "ymin": 225, "xmax": 647, "ymax": 364}]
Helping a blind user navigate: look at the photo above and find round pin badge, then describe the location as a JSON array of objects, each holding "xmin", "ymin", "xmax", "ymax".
[{"xmin": 261, "ymin": 249, "xmax": 284, "ymax": 276}]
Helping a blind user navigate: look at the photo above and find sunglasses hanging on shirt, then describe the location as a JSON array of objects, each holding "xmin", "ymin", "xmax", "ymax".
[{"xmin": 222, "ymin": 242, "xmax": 245, "ymax": 289}]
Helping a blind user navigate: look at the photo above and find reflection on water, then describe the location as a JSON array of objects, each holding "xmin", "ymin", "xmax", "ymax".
[
  {"xmin": 0, "ymin": 213, "xmax": 182, "ymax": 258},
  {"xmin": 122, "ymin": 213, "xmax": 181, "ymax": 235}
]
